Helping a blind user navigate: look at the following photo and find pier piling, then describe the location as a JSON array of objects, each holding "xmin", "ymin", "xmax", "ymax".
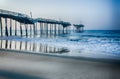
[
  {"xmin": 5, "ymin": 18, "xmax": 8, "ymax": 36},
  {"xmin": 20, "ymin": 23, "xmax": 22, "ymax": 37},
  {"xmin": 15, "ymin": 20, "xmax": 17, "ymax": 36},
  {"xmin": 25, "ymin": 24, "xmax": 28, "ymax": 37},
  {"xmin": 0, "ymin": 17, "xmax": 3, "ymax": 36},
  {"xmin": 10, "ymin": 19, "xmax": 12, "ymax": 36}
]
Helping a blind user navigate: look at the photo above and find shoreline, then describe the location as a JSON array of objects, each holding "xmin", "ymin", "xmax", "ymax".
[
  {"xmin": 0, "ymin": 48, "xmax": 120, "ymax": 65},
  {"xmin": 0, "ymin": 49, "xmax": 120, "ymax": 79}
]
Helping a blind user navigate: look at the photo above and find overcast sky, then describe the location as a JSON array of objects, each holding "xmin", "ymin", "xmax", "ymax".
[{"xmin": 0, "ymin": 0, "xmax": 120, "ymax": 30}]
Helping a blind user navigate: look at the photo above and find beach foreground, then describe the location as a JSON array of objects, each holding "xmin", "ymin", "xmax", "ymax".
[{"xmin": 0, "ymin": 50, "xmax": 120, "ymax": 79}]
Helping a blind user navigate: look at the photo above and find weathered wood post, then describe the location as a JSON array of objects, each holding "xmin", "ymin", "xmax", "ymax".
[
  {"xmin": 39, "ymin": 43, "xmax": 42, "ymax": 52},
  {"xmin": 66, "ymin": 27, "xmax": 68, "ymax": 34},
  {"xmin": 0, "ymin": 17, "xmax": 3, "ymax": 36},
  {"xmin": 69, "ymin": 26, "xmax": 71, "ymax": 34},
  {"xmin": 25, "ymin": 41, "xmax": 27, "ymax": 50},
  {"xmin": 30, "ymin": 24, "xmax": 32, "ymax": 37},
  {"xmin": 56, "ymin": 24, "xmax": 58, "ymax": 35},
  {"xmin": 39, "ymin": 23, "xmax": 41, "ymax": 35},
  {"xmin": 15, "ymin": 41, "xmax": 17, "ymax": 49},
  {"xmin": 9, "ymin": 40, "xmax": 12, "ymax": 49},
  {"xmin": 0, "ymin": 40, "xmax": 2, "ymax": 48},
  {"xmin": 43, "ymin": 45, "xmax": 45, "ymax": 52},
  {"xmin": 46, "ymin": 23, "xmax": 48, "ymax": 36},
  {"xmin": 63, "ymin": 26, "xmax": 65, "ymax": 34},
  {"xmin": 33, "ymin": 24, "xmax": 36, "ymax": 36},
  {"xmin": 45, "ymin": 44, "xmax": 48, "ymax": 53},
  {"xmin": 42, "ymin": 23, "xmax": 44, "ymax": 35},
  {"xmin": 40, "ymin": 23, "xmax": 43, "ymax": 35},
  {"xmin": 41, "ymin": 44, "xmax": 43, "ymax": 52},
  {"xmin": 20, "ymin": 23, "xmax": 22, "ymax": 37},
  {"xmin": 5, "ymin": 18, "xmax": 9, "ymax": 36},
  {"xmin": 35, "ymin": 23, "xmax": 37, "ymax": 35},
  {"xmin": 29, "ymin": 42, "xmax": 32, "ymax": 51},
  {"xmin": 25, "ymin": 24, "xmax": 28, "ymax": 37},
  {"xmin": 44, "ymin": 23, "xmax": 46, "ymax": 35},
  {"xmin": 58, "ymin": 24, "xmax": 61, "ymax": 35},
  {"xmin": 5, "ymin": 40, "xmax": 8, "ymax": 49},
  {"xmin": 15, "ymin": 20, "xmax": 17, "ymax": 36},
  {"xmin": 54, "ymin": 24, "xmax": 57, "ymax": 36},
  {"xmin": 50, "ymin": 24, "xmax": 52, "ymax": 35},
  {"xmin": 10, "ymin": 19, "xmax": 12, "ymax": 36},
  {"xmin": 20, "ymin": 41, "xmax": 22, "ymax": 50},
  {"xmin": 32, "ymin": 43, "xmax": 35, "ymax": 51},
  {"xmin": 51, "ymin": 24, "xmax": 53, "ymax": 35}
]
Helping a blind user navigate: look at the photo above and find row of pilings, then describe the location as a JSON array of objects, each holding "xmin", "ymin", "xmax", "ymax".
[
  {"xmin": 0, "ymin": 9, "xmax": 71, "ymax": 37},
  {"xmin": 0, "ymin": 17, "xmax": 71, "ymax": 37}
]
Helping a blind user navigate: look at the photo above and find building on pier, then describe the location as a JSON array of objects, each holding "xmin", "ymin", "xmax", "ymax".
[{"xmin": 73, "ymin": 24, "xmax": 84, "ymax": 33}]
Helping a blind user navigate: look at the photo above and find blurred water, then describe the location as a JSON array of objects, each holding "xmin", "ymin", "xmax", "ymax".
[{"xmin": 0, "ymin": 30, "xmax": 120, "ymax": 59}]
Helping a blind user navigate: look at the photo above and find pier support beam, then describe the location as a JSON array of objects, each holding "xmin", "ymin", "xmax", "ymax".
[
  {"xmin": 50, "ymin": 24, "xmax": 52, "ymax": 35},
  {"xmin": 35, "ymin": 23, "xmax": 37, "ymax": 35},
  {"xmin": 40, "ymin": 23, "xmax": 43, "ymax": 35},
  {"xmin": 33, "ymin": 24, "xmax": 36, "ymax": 36},
  {"xmin": 46, "ymin": 23, "xmax": 48, "ymax": 36},
  {"xmin": 66, "ymin": 27, "xmax": 68, "ymax": 34},
  {"xmin": 82, "ymin": 27, "xmax": 84, "ymax": 32},
  {"xmin": 0, "ymin": 17, "xmax": 3, "ymax": 36},
  {"xmin": 5, "ymin": 18, "xmax": 8, "ymax": 36},
  {"xmin": 9, "ymin": 40, "xmax": 12, "ymax": 49},
  {"xmin": 63, "ymin": 27, "xmax": 65, "ymax": 34},
  {"xmin": 54, "ymin": 24, "xmax": 57, "ymax": 36},
  {"xmin": 15, "ymin": 20, "xmax": 17, "ymax": 36},
  {"xmin": 58, "ymin": 24, "xmax": 61, "ymax": 35},
  {"xmin": 5, "ymin": 40, "xmax": 8, "ymax": 49},
  {"xmin": 10, "ymin": 19, "xmax": 12, "ymax": 36},
  {"xmin": 20, "ymin": 41, "xmax": 22, "ymax": 50},
  {"xmin": 20, "ymin": 23, "xmax": 22, "ymax": 37},
  {"xmin": 30, "ymin": 24, "xmax": 32, "ymax": 37},
  {"xmin": 25, "ymin": 24, "xmax": 28, "ymax": 37},
  {"xmin": 51, "ymin": 24, "xmax": 54, "ymax": 35},
  {"xmin": 44, "ymin": 23, "xmax": 47, "ymax": 36}
]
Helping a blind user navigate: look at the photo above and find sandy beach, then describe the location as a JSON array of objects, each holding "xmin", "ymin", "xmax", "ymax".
[
  {"xmin": 0, "ymin": 50, "xmax": 120, "ymax": 79},
  {"xmin": 0, "ymin": 0, "xmax": 120, "ymax": 79}
]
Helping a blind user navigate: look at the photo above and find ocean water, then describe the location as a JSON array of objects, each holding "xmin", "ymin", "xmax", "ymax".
[{"xmin": 0, "ymin": 30, "xmax": 120, "ymax": 59}]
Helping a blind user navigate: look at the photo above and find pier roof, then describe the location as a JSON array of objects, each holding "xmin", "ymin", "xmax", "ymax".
[{"xmin": 73, "ymin": 24, "xmax": 84, "ymax": 28}]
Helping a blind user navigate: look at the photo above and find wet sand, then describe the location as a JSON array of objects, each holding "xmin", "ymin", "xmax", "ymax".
[{"xmin": 0, "ymin": 50, "xmax": 120, "ymax": 79}]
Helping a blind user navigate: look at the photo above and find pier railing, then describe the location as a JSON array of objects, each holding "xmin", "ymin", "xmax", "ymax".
[{"xmin": 0, "ymin": 9, "xmax": 29, "ymax": 18}]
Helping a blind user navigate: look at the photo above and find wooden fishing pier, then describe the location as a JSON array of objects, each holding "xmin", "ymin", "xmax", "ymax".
[{"xmin": 0, "ymin": 9, "xmax": 71, "ymax": 37}]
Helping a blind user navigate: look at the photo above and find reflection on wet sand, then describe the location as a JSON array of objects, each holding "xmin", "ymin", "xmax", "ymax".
[{"xmin": 0, "ymin": 40, "xmax": 69, "ymax": 54}]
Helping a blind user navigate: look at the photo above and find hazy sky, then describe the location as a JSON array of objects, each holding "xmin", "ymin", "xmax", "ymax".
[{"xmin": 0, "ymin": 0, "xmax": 120, "ymax": 30}]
